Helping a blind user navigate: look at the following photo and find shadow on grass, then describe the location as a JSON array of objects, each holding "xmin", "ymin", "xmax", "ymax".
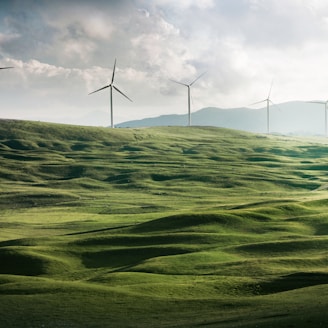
[
  {"xmin": 130, "ymin": 213, "xmax": 244, "ymax": 233},
  {"xmin": 0, "ymin": 249, "xmax": 47, "ymax": 276},
  {"xmin": 82, "ymin": 246, "xmax": 193, "ymax": 269},
  {"xmin": 65, "ymin": 225, "xmax": 133, "ymax": 236},
  {"xmin": 257, "ymin": 272, "xmax": 328, "ymax": 295}
]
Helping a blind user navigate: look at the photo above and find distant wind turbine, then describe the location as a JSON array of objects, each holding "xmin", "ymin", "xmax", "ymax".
[
  {"xmin": 307, "ymin": 100, "xmax": 328, "ymax": 137},
  {"xmin": 250, "ymin": 80, "xmax": 275, "ymax": 134},
  {"xmin": 89, "ymin": 59, "xmax": 132, "ymax": 128},
  {"xmin": 0, "ymin": 67, "xmax": 14, "ymax": 70},
  {"xmin": 170, "ymin": 72, "xmax": 206, "ymax": 126}
]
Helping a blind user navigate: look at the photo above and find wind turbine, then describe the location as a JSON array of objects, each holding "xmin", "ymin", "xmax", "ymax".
[
  {"xmin": 250, "ymin": 80, "xmax": 275, "ymax": 134},
  {"xmin": 89, "ymin": 59, "xmax": 132, "ymax": 128},
  {"xmin": 170, "ymin": 72, "xmax": 206, "ymax": 126},
  {"xmin": 307, "ymin": 100, "xmax": 328, "ymax": 136},
  {"xmin": 0, "ymin": 67, "xmax": 14, "ymax": 70}
]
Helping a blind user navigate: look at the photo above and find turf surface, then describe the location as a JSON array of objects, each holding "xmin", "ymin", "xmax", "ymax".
[{"xmin": 1, "ymin": 119, "xmax": 328, "ymax": 327}]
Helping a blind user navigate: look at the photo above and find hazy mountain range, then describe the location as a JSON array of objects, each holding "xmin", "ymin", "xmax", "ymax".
[{"xmin": 117, "ymin": 101, "xmax": 327, "ymax": 136}]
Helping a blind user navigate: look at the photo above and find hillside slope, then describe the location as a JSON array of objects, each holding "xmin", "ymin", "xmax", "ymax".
[
  {"xmin": 1, "ymin": 119, "xmax": 328, "ymax": 327},
  {"xmin": 1, "ymin": 119, "xmax": 328, "ymax": 206}
]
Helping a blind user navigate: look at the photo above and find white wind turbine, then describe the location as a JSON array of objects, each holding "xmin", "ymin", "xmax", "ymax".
[
  {"xmin": 307, "ymin": 100, "xmax": 328, "ymax": 137},
  {"xmin": 170, "ymin": 72, "xmax": 206, "ymax": 126},
  {"xmin": 89, "ymin": 59, "xmax": 132, "ymax": 128},
  {"xmin": 250, "ymin": 80, "xmax": 275, "ymax": 134}
]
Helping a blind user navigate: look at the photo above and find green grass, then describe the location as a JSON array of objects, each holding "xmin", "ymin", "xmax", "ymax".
[{"xmin": 1, "ymin": 119, "xmax": 328, "ymax": 327}]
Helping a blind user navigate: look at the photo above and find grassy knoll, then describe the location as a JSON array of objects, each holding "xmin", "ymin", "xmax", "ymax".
[{"xmin": 1, "ymin": 119, "xmax": 328, "ymax": 327}]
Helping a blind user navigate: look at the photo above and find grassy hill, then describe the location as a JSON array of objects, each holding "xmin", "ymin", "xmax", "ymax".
[{"xmin": 1, "ymin": 119, "xmax": 328, "ymax": 327}]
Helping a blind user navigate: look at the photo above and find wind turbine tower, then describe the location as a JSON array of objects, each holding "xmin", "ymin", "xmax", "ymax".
[
  {"xmin": 89, "ymin": 59, "xmax": 132, "ymax": 128},
  {"xmin": 250, "ymin": 80, "xmax": 274, "ymax": 134},
  {"xmin": 171, "ymin": 72, "xmax": 206, "ymax": 126}
]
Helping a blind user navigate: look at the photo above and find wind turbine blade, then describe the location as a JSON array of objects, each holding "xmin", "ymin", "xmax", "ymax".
[
  {"xmin": 88, "ymin": 85, "xmax": 110, "ymax": 95},
  {"xmin": 249, "ymin": 99, "xmax": 267, "ymax": 106},
  {"xmin": 113, "ymin": 85, "xmax": 132, "ymax": 102},
  {"xmin": 0, "ymin": 67, "xmax": 14, "ymax": 70},
  {"xmin": 170, "ymin": 79, "xmax": 188, "ymax": 87},
  {"xmin": 111, "ymin": 59, "xmax": 117, "ymax": 84},
  {"xmin": 268, "ymin": 79, "xmax": 274, "ymax": 99},
  {"xmin": 190, "ymin": 71, "xmax": 206, "ymax": 86}
]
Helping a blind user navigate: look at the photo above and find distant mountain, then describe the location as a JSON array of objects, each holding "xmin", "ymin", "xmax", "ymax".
[{"xmin": 117, "ymin": 101, "xmax": 327, "ymax": 135}]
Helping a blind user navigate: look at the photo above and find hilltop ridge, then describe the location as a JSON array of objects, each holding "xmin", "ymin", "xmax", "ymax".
[
  {"xmin": 117, "ymin": 101, "xmax": 327, "ymax": 135},
  {"xmin": 1, "ymin": 119, "xmax": 327, "ymax": 211}
]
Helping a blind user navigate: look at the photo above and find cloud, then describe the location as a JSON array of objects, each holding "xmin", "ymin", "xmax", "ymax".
[
  {"xmin": 2, "ymin": 0, "xmax": 328, "ymax": 127},
  {"xmin": 0, "ymin": 32, "xmax": 20, "ymax": 44},
  {"xmin": 153, "ymin": 0, "xmax": 215, "ymax": 10}
]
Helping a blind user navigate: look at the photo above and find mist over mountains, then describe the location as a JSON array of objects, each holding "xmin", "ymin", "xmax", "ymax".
[{"xmin": 117, "ymin": 101, "xmax": 327, "ymax": 136}]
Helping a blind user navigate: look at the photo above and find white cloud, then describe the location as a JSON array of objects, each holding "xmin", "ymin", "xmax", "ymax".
[
  {"xmin": 42, "ymin": 4, "xmax": 114, "ymax": 41},
  {"xmin": 153, "ymin": 0, "xmax": 215, "ymax": 10},
  {"xmin": 2, "ymin": 0, "xmax": 328, "ymax": 127},
  {"xmin": 0, "ymin": 32, "xmax": 20, "ymax": 44}
]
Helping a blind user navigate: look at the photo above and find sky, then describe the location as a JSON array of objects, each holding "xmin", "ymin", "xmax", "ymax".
[{"xmin": 1, "ymin": 0, "xmax": 328, "ymax": 127}]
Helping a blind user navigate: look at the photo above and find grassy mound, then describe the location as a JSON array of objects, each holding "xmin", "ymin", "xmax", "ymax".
[{"xmin": 1, "ymin": 120, "xmax": 328, "ymax": 327}]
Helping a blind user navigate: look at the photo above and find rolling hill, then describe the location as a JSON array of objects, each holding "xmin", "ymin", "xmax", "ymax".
[
  {"xmin": 1, "ymin": 119, "xmax": 328, "ymax": 327},
  {"xmin": 117, "ymin": 101, "xmax": 327, "ymax": 135}
]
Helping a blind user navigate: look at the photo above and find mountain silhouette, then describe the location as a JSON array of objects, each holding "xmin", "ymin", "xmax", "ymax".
[{"xmin": 117, "ymin": 101, "xmax": 326, "ymax": 135}]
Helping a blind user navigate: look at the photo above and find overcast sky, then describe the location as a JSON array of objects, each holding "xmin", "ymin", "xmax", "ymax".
[{"xmin": 1, "ymin": 0, "xmax": 328, "ymax": 126}]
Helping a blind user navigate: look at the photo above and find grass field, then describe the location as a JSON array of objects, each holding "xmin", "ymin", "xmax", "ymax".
[{"xmin": 1, "ymin": 119, "xmax": 328, "ymax": 327}]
